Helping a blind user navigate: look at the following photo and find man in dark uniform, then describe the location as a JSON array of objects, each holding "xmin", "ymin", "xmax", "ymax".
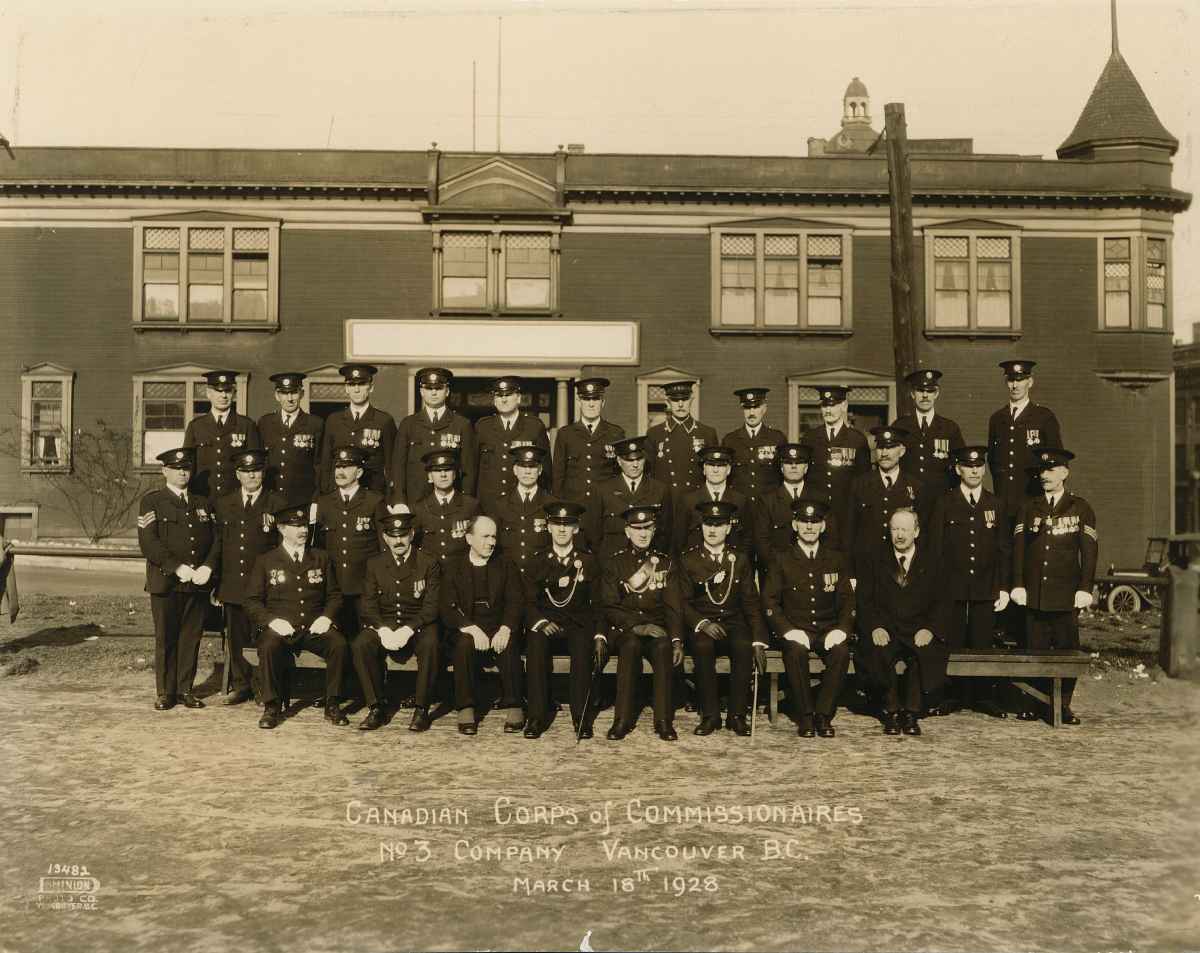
[
  {"xmin": 439, "ymin": 515, "xmax": 525, "ymax": 736},
  {"xmin": 183, "ymin": 369, "xmax": 261, "ymax": 501},
  {"xmin": 312, "ymin": 446, "xmax": 385, "ymax": 639},
  {"xmin": 551, "ymin": 378, "xmax": 625, "ymax": 527},
  {"xmin": 138, "ymin": 447, "xmax": 219, "ymax": 711},
  {"xmin": 244, "ymin": 505, "xmax": 347, "ymax": 730},
  {"xmin": 761, "ymin": 498, "xmax": 853, "ymax": 738},
  {"xmin": 723, "ymin": 387, "xmax": 785, "ymax": 505},
  {"xmin": 411, "ymin": 450, "xmax": 481, "ymax": 564},
  {"xmin": 392, "ymin": 367, "xmax": 476, "ymax": 504},
  {"xmin": 801, "ymin": 384, "xmax": 869, "ymax": 550},
  {"xmin": 674, "ymin": 500, "xmax": 767, "ymax": 737},
  {"xmin": 352, "ymin": 512, "xmax": 443, "ymax": 733},
  {"xmin": 987, "ymin": 360, "xmax": 1063, "ymax": 528},
  {"xmin": 645, "ymin": 380, "xmax": 718, "ymax": 504},
  {"xmin": 928, "ymin": 446, "xmax": 1010, "ymax": 718},
  {"xmin": 319, "ymin": 364, "xmax": 396, "ymax": 496},
  {"xmin": 1010, "ymin": 448, "xmax": 1097, "ymax": 725},
  {"xmin": 589, "ymin": 436, "xmax": 673, "ymax": 559},
  {"xmin": 753, "ymin": 443, "xmax": 834, "ymax": 567},
  {"xmin": 674, "ymin": 446, "xmax": 754, "ymax": 557},
  {"xmin": 490, "ymin": 446, "xmax": 558, "ymax": 576},
  {"xmin": 599, "ymin": 505, "xmax": 684, "ymax": 742},
  {"xmin": 856, "ymin": 507, "xmax": 950, "ymax": 736},
  {"xmin": 207, "ymin": 448, "xmax": 286, "ymax": 705},
  {"xmin": 522, "ymin": 502, "xmax": 605, "ymax": 739},
  {"xmin": 844, "ymin": 426, "xmax": 933, "ymax": 580},
  {"xmin": 475, "ymin": 375, "xmax": 550, "ymax": 516},
  {"xmin": 891, "ymin": 369, "xmax": 965, "ymax": 491},
  {"xmin": 258, "ymin": 372, "xmax": 324, "ymax": 506}
]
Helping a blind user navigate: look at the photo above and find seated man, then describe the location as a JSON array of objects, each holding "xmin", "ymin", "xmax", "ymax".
[
  {"xmin": 675, "ymin": 500, "xmax": 767, "ymax": 737},
  {"xmin": 761, "ymin": 498, "xmax": 853, "ymax": 738},
  {"xmin": 352, "ymin": 512, "xmax": 443, "ymax": 733},
  {"xmin": 855, "ymin": 507, "xmax": 949, "ymax": 736},
  {"xmin": 244, "ymin": 505, "xmax": 348, "ymax": 730},
  {"xmin": 439, "ymin": 515, "xmax": 524, "ymax": 736},
  {"xmin": 599, "ymin": 505, "xmax": 684, "ymax": 742},
  {"xmin": 523, "ymin": 502, "xmax": 605, "ymax": 740}
]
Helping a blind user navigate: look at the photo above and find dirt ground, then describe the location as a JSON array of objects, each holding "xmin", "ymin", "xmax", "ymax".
[{"xmin": 1, "ymin": 594, "xmax": 1198, "ymax": 953}]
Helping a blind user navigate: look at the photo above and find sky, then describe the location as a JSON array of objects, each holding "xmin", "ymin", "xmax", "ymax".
[{"xmin": 2, "ymin": 0, "xmax": 1196, "ymax": 335}]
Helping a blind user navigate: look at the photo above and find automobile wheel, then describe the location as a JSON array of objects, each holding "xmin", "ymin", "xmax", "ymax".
[{"xmin": 1106, "ymin": 584, "xmax": 1141, "ymax": 615}]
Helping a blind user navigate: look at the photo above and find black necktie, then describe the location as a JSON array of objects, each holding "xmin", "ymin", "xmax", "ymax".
[
  {"xmin": 243, "ymin": 495, "xmax": 251, "ymax": 512},
  {"xmin": 884, "ymin": 474, "xmax": 894, "ymax": 489},
  {"xmin": 1011, "ymin": 405, "xmax": 1018, "ymax": 421},
  {"xmin": 293, "ymin": 550, "xmax": 302, "ymax": 564},
  {"xmin": 343, "ymin": 494, "xmax": 351, "ymax": 505},
  {"xmin": 920, "ymin": 416, "xmax": 929, "ymax": 434},
  {"xmin": 969, "ymin": 493, "xmax": 978, "ymax": 508}
]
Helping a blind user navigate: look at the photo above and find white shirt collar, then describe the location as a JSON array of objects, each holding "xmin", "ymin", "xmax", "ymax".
[
  {"xmin": 1046, "ymin": 493, "xmax": 1061, "ymax": 509},
  {"xmin": 341, "ymin": 484, "xmax": 359, "ymax": 502},
  {"xmin": 960, "ymin": 484, "xmax": 980, "ymax": 504},
  {"xmin": 426, "ymin": 407, "xmax": 443, "ymax": 423},
  {"xmin": 827, "ymin": 421, "xmax": 843, "ymax": 439},
  {"xmin": 784, "ymin": 480, "xmax": 805, "ymax": 498},
  {"xmin": 893, "ymin": 547, "xmax": 914, "ymax": 564},
  {"xmin": 351, "ymin": 404, "xmax": 368, "ymax": 421},
  {"xmin": 745, "ymin": 424, "xmax": 761, "ymax": 439},
  {"xmin": 243, "ymin": 490, "xmax": 259, "ymax": 506},
  {"xmin": 170, "ymin": 486, "xmax": 188, "ymax": 502},
  {"xmin": 667, "ymin": 416, "xmax": 695, "ymax": 434},
  {"xmin": 703, "ymin": 545, "xmax": 725, "ymax": 560},
  {"xmin": 879, "ymin": 466, "xmax": 900, "ymax": 485},
  {"xmin": 213, "ymin": 410, "xmax": 228, "ymax": 425},
  {"xmin": 468, "ymin": 552, "xmax": 489, "ymax": 567},
  {"xmin": 282, "ymin": 410, "xmax": 296, "ymax": 426},
  {"xmin": 283, "ymin": 542, "xmax": 305, "ymax": 562},
  {"xmin": 435, "ymin": 489, "xmax": 455, "ymax": 504},
  {"xmin": 1009, "ymin": 397, "xmax": 1030, "ymax": 417},
  {"xmin": 552, "ymin": 544, "xmax": 574, "ymax": 560},
  {"xmin": 800, "ymin": 542, "xmax": 819, "ymax": 559},
  {"xmin": 706, "ymin": 481, "xmax": 726, "ymax": 499}
]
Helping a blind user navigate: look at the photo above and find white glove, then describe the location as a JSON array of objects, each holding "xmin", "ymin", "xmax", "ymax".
[
  {"xmin": 1073, "ymin": 590, "xmax": 1094, "ymax": 610},
  {"xmin": 784, "ymin": 629, "xmax": 811, "ymax": 649},
  {"xmin": 191, "ymin": 565, "xmax": 212, "ymax": 586},
  {"xmin": 871, "ymin": 628, "xmax": 890, "ymax": 647},
  {"xmin": 309, "ymin": 615, "xmax": 332, "ymax": 635},
  {"xmin": 465, "ymin": 626, "xmax": 490, "ymax": 651},
  {"xmin": 1010, "ymin": 587, "xmax": 1027, "ymax": 606},
  {"xmin": 378, "ymin": 627, "xmax": 400, "ymax": 651},
  {"xmin": 395, "ymin": 625, "xmax": 415, "ymax": 648},
  {"xmin": 174, "ymin": 564, "xmax": 194, "ymax": 582},
  {"xmin": 824, "ymin": 630, "xmax": 847, "ymax": 650},
  {"xmin": 268, "ymin": 618, "xmax": 295, "ymax": 637},
  {"xmin": 491, "ymin": 626, "xmax": 512, "ymax": 653},
  {"xmin": 914, "ymin": 629, "xmax": 933, "ymax": 648},
  {"xmin": 993, "ymin": 591, "xmax": 1010, "ymax": 613}
]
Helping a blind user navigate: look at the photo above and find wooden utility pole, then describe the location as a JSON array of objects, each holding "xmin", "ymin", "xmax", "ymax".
[{"xmin": 884, "ymin": 102, "xmax": 919, "ymax": 417}]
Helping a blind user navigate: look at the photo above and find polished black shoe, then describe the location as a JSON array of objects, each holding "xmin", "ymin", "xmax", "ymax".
[
  {"xmin": 925, "ymin": 703, "xmax": 953, "ymax": 717},
  {"xmin": 577, "ymin": 723, "xmax": 594, "ymax": 740},
  {"xmin": 503, "ymin": 715, "xmax": 527, "ymax": 734},
  {"xmin": 882, "ymin": 712, "xmax": 902, "ymax": 735},
  {"xmin": 814, "ymin": 714, "xmax": 836, "ymax": 738},
  {"xmin": 409, "ymin": 707, "xmax": 432, "ymax": 733},
  {"xmin": 180, "ymin": 693, "xmax": 205, "ymax": 709},
  {"xmin": 726, "ymin": 714, "xmax": 751, "ymax": 737},
  {"xmin": 1017, "ymin": 709, "xmax": 1042, "ymax": 722},
  {"xmin": 358, "ymin": 705, "xmax": 386, "ymax": 731},
  {"xmin": 901, "ymin": 711, "xmax": 922, "ymax": 736},
  {"xmin": 523, "ymin": 718, "xmax": 545, "ymax": 739},
  {"xmin": 259, "ymin": 704, "xmax": 281, "ymax": 730},
  {"xmin": 974, "ymin": 699, "xmax": 1008, "ymax": 719},
  {"xmin": 457, "ymin": 721, "xmax": 478, "ymax": 736},
  {"xmin": 654, "ymin": 720, "xmax": 678, "ymax": 742},
  {"xmin": 224, "ymin": 687, "xmax": 253, "ymax": 706},
  {"xmin": 797, "ymin": 715, "xmax": 816, "ymax": 738},
  {"xmin": 607, "ymin": 719, "xmax": 632, "ymax": 741},
  {"xmin": 154, "ymin": 694, "xmax": 176, "ymax": 711},
  {"xmin": 1061, "ymin": 708, "xmax": 1081, "ymax": 726},
  {"xmin": 325, "ymin": 703, "xmax": 349, "ymax": 727},
  {"xmin": 693, "ymin": 716, "xmax": 722, "ymax": 736}
]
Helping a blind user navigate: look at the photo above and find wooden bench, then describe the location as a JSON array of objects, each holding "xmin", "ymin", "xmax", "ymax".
[{"xmin": 242, "ymin": 647, "xmax": 1092, "ymax": 728}]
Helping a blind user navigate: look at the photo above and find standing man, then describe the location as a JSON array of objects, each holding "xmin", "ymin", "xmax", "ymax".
[
  {"xmin": 987, "ymin": 360, "xmax": 1063, "ymax": 529},
  {"xmin": 352, "ymin": 512, "xmax": 443, "ymax": 733},
  {"xmin": 312, "ymin": 446, "xmax": 385, "ymax": 638},
  {"xmin": 753, "ymin": 444, "xmax": 833, "ymax": 567},
  {"xmin": 762, "ymin": 498, "xmax": 854, "ymax": 738},
  {"xmin": 392, "ymin": 367, "xmax": 476, "ymax": 504},
  {"xmin": 1010, "ymin": 449, "xmax": 1097, "ymax": 725},
  {"xmin": 208, "ymin": 448, "xmax": 286, "ymax": 705},
  {"xmin": 723, "ymin": 387, "xmax": 786, "ymax": 505},
  {"xmin": 856, "ymin": 508, "xmax": 950, "ymax": 736},
  {"xmin": 184, "ymin": 370, "xmax": 260, "ymax": 502},
  {"xmin": 244, "ymin": 505, "xmax": 347, "ymax": 730},
  {"xmin": 475, "ymin": 376, "xmax": 550, "ymax": 516},
  {"xmin": 522, "ymin": 502, "xmax": 605, "ymax": 739},
  {"xmin": 258, "ymin": 371, "xmax": 324, "ymax": 507},
  {"xmin": 675, "ymin": 501, "xmax": 768, "ymax": 737},
  {"xmin": 491, "ymin": 446, "xmax": 558, "ymax": 576},
  {"xmin": 801, "ymin": 385, "xmax": 869, "ymax": 550},
  {"xmin": 928, "ymin": 446, "xmax": 1010, "ymax": 718},
  {"xmin": 674, "ymin": 446, "xmax": 753, "ymax": 557},
  {"xmin": 439, "ymin": 515, "xmax": 525, "ymax": 736},
  {"xmin": 138, "ymin": 447, "xmax": 218, "ymax": 711},
  {"xmin": 411, "ymin": 450, "xmax": 481, "ymax": 564},
  {"xmin": 891, "ymin": 369, "xmax": 964, "ymax": 491},
  {"xmin": 551, "ymin": 378, "xmax": 625, "ymax": 524},
  {"xmin": 645, "ymin": 380, "xmax": 718, "ymax": 503},
  {"xmin": 320, "ymin": 364, "xmax": 396, "ymax": 496},
  {"xmin": 599, "ymin": 505, "xmax": 684, "ymax": 742},
  {"xmin": 590, "ymin": 436, "xmax": 673, "ymax": 559}
]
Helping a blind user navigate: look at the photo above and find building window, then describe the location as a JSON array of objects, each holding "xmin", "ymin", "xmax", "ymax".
[
  {"xmin": 924, "ymin": 232, "xmax": 1020, "ymax": 333},
  {"xmin": 712, "ymin": 229, "xmax": 852, "ymax": 332},
  {"xmin": 1103, "ymin": 238, "xmax": 1132, "ymax": 328},
  {"xmin": 1097, "ymin": 235, "xmax": 1171, "ymax": 332},
  {"xmin": 785, "ymin": 373, "xmax": 895, "ymax": 443},
  {"xmin": 133, "ymin": 221, "xmax": 279, "ymax": 328},
  {"xmin": 1146, "ymin": 238, "xmax": 1168, "ymax": 330},
  {"xmin": 19, "ymin": 365, "xmax": 74, "ymax": 472},
  {"xmin": 433, "ymin": 228, "xmax": 559, "ymax": 313},
  {"xmin": 305, "ymin": 380, "xmax": 352, "ymax": 421},
  {"xmin": 133, "ymin": 369, "xmax": 249, "ymax": 468}
]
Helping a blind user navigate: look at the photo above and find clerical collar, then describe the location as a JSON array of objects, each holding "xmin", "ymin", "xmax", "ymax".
[{"xmin": 468, "ymin": 552, "xmax": 490, "ymax": 567}]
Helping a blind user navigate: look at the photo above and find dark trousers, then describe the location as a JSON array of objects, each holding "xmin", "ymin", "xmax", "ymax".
[
  {"xmin": 336, "ymin": 595, "xmax": 362, "ymax": 642},
  {"xmin": 1026, "ymin": 607, "xmax": 1080, "ymax": 708},
  {"xmin": 525, "ymin": 622, "xmax": 592, "ymax": 724},
  {"xmin": 451, "ymin": 631, "xmax": 523, "ymax": 713},
  {"xmin": 225, "ymin": 602, "xmax": 255, "ymax": 692},
  {"xmin": 875, "ymin": 640, "xmax": 924, "ymax": 714},
  {"xmin": 781, "ymin": 638, "xmax": 850, "ymax": 718},
  {"xmin": 150, "ymin": 590, "xmax": 207, "ymax": 696},
  {"xmin": 613, "ymin": 630, "xmax": 674, "ymax": 724},
  {"xmin": 688, "ymin": 624, "xmax": 753, "ymax": 719},
  {"xmin": 258, "ymin": 627, "xmax": 349, "ymax": 705},
  {"xmin": 352, "ymin": 624, "xmax": 439, "ymax": 708},
  {"xmin": 942, "ymin": 600, "xmax": 1000, "ymax": 705}
]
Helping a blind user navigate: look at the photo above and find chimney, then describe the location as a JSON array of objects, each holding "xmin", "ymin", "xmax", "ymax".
[{"xmin": 566, "ymin": 143, "xmax": 586, "ymax": 154}]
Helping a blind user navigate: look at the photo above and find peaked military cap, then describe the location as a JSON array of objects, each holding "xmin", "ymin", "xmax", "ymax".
[
  {"xmin": 612, "ymin": 436, "xmax": 648, "ymax": 459},
  {"xmin": 339, "ymin": 363, "xmax": 378, "ymax": 383},
  {"xmin": 380, "ymin": 512, "xmax": 417, "ymax": 536},
  {"xmin": 333, "ymin": 446, "xmax": 367, "ymax": 467},
  {"xmin": 416, "ymin": 367, "xmax": 453, "ymax": 387},
  {"xmin": 778, "ymin": 443, "xmax": 813, "ymax": 465},
  {"xmin": 156, "ymin": 447, "xmax": 195, "ymax": 468},
  {"xmin": 663, "ymin": 380, "xmax": 696, "ymax": 399},
  {"xmin": 870, "ymin": 425, "xmax": 908, "ymax": 449},
  {"xmin": 574, "ymin": 377, "xmax": 610, "ymax": 397},
  {"xmin": 233, "ymin": 449, "xmax": 269, "ymax": 471},
  {"xmin": 490, "ymin": 376, "xmax": 522, "ymax": 395},
  {"xmin": 510, "ymin": 445, "xmax": 548, "ymax": 466},
  {"xmin": 1028, "ymin": 448, "xmax": 1075, "ymax": 471},
  {"xmin": 698, "ymin": 446, "xmax": 735, "ymax": 466},
  {"xmin": 954, "ymin": 446, "xmax": 988, "ymax": 466},
  {"xmin": 791, "ymin": 497, "xmax": 830, "ymax": 521},
  {"xmin": 906, "ymin": 368, "xmax": 943, "ymax": 391},
  {"xmin": 545, "ymin": 501, "xmax": 587, "ymax": 524},
  {"xmin": 622, "ymin": 504, "xmax": 661, "ymax": 527},
  {"xmin": 817, "ymin": 385, "xmax": 851, "ymax": 406},
  {"xmin": 696, "ymin": 499, "xmax": 739, "ymax": 524},
  {"xmin": 273, "ymin": 504, "xmax": 309, "ymax": 527},
  {"xmin": 203, "ymin": 370, "xmax": 238, "ymax": 391},
  {"xmin": 999, "ymin": 359, "xmax": 1036, "ymax": 380},
  {"xmin": 734, "ymin": 387, "xmax": 769, "ymax": 408},
  {"xmin": 422, "ymin": 449, "xmax": 459, "ymax": 470},
  {"xmin": 269, "ymin": 371, "xmax": 306, "ymax": 393}
]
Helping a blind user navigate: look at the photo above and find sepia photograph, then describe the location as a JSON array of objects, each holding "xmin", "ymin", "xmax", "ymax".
[{"xmin": 0, "ymin": 0, "xmax": 1197, "ymax": 950}]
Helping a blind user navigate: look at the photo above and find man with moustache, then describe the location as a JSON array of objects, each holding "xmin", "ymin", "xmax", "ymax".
[
  {"xmin": 410, "ymin": 450, "xmax": 481, "ymax": 564},
  {"xmin": 801, "ymin": 385, "xmax": 869, "ymax": 550},
  {"xmin": 183, "ymin": 370, "xmax": 261, "ymax": 502},
  {"xmin": 589, "ymin": 436, "xmax": 673, "ymax": 559},
  {"xmin": 753, "ymin": 443, "xmax": 835, "ymax": 566},
  {"xmin": 890, "ymin": 369, "xmax": 965, "ymax": 491},
  {"xmin": 352, "ymin": 512, "xmax": 443, "ymax": 733},
  {"xmin": 258, "ymin": 372, "xmax": 324, "ymax": 506},
  {"xmin": 723, "ymin": 387, "xmax": 786, "ymax": 505},
  {"xmin": 551, "ymin": 378, "xmax": 625, "ymax": 531},
  {"xmin": 674, "ymin": 446, "xmax": 754, "ymax": 557},
  {"xmin": 392, "ymin": 367, "xmax": 476, "ymax": 503},
  {"xmin": 320, "ymin": 364, "xmax": 396, "ymax": 495},
  {"xmin": 475, "ymin": 376, "xmax": 550, "ymax": 516},
  {"xmin": 645, "ymin": 380, "xmax": 718, "ymax": 503}
]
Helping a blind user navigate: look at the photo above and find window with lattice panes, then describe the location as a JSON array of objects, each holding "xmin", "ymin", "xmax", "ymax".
[
  {"xmin": 646, "ymin": 385, "xmax": 669, "ymax": 431},
  {"xmin": 1103, "ymin": 238, "xmax": 1132, "ymax": 328},
  {"xmin": 1146, "ymin": 238, "xmax": 1167, "ymax": 330},
  {"xmin": 20, "ymin": 367, "xmax": 75, "ymax": 471},
  {"xmin": 504, "ymin": 233, "xmax": 551, "ymax": 309},
  {"xmin": 927, "ymin": 232, "xmax": 1018, "ymax": 332},
  {"xmin": 435, "ymin": 229, "xmax": 559, "ymax": 312},
  {"xmin": 136, "ymin": 378, "xmax": 212, "ymax": 465},
  {"xmin": 307, "ymin": 380, "xmax": 352, "ymax": 421}
]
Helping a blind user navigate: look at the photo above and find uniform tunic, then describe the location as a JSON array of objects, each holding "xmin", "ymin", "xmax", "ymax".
[
  {"xmin": 645, "ymin": 416, "xmax": 718, "ymax": 499},
  {"xmin": 312, "ymin": 487, "xmax": 385, "ymax": 597},
  {"xmin": 589, "ymin": 475, "xmax": 673, "ymax": 559},
  {"xmin": 474, "ymin": 412, "xmax": 550, "ymax": 515},
  {"xmin": 986, "ymin": 403, "xmax": 1063, "ymax": 521},
  {"xmin": 723, "ymin": 424, "xmax": 786, "ymax": 503},
  {"xmin": 843, "ymin": 468, "xmax": 931, "ymax": 578},
  {"xmin": 411, "ymin": 491, "xmax": 481, "ymax": 563},
  {"xmin": 673, "ymin": 485, "xmax": 754, "ymax": 556},
  {"xmin": 320, "ymin": 405, "xmax": 396, "ymax": 496},
  {"xmin": 258, "ymin": 409, "xmax": 324, "ymax": 506},
  {"xmin": 800, "ymin": 423, "xmax": 870, "ymax": 548},
  {"xmin": 183, "ymin": 412, "xmax": 261, "ymax": 501},
  {"xmin": 551, "ymin": 419, "xmax": 625, "ymax": 512},
  {"xmin": 929, "ymin": 486, "xmax": 1009, "ymax": 649},
  {"xmin": 392, "ymin": 409, "xmax": 475, "ymax": 503},
  {"xmin": 890, "ymin": 412, "xmax": 965, "ymax": 491},
  {"xmin": 752, "ymin": 482, "xmax": 834, "ymax": 567},
  {"xmin": 490, "ymin": 487, "xmax": 558, "ymax": 576}
]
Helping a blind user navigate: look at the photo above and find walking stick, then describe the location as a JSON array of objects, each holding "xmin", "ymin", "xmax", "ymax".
[
  {"xmin": 576, "ymin": 670, "xmax": 596, "ymax": 746},
  {"xmin": 751, "ymin": 666, "xmax": 759, "ymax": 743}
]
